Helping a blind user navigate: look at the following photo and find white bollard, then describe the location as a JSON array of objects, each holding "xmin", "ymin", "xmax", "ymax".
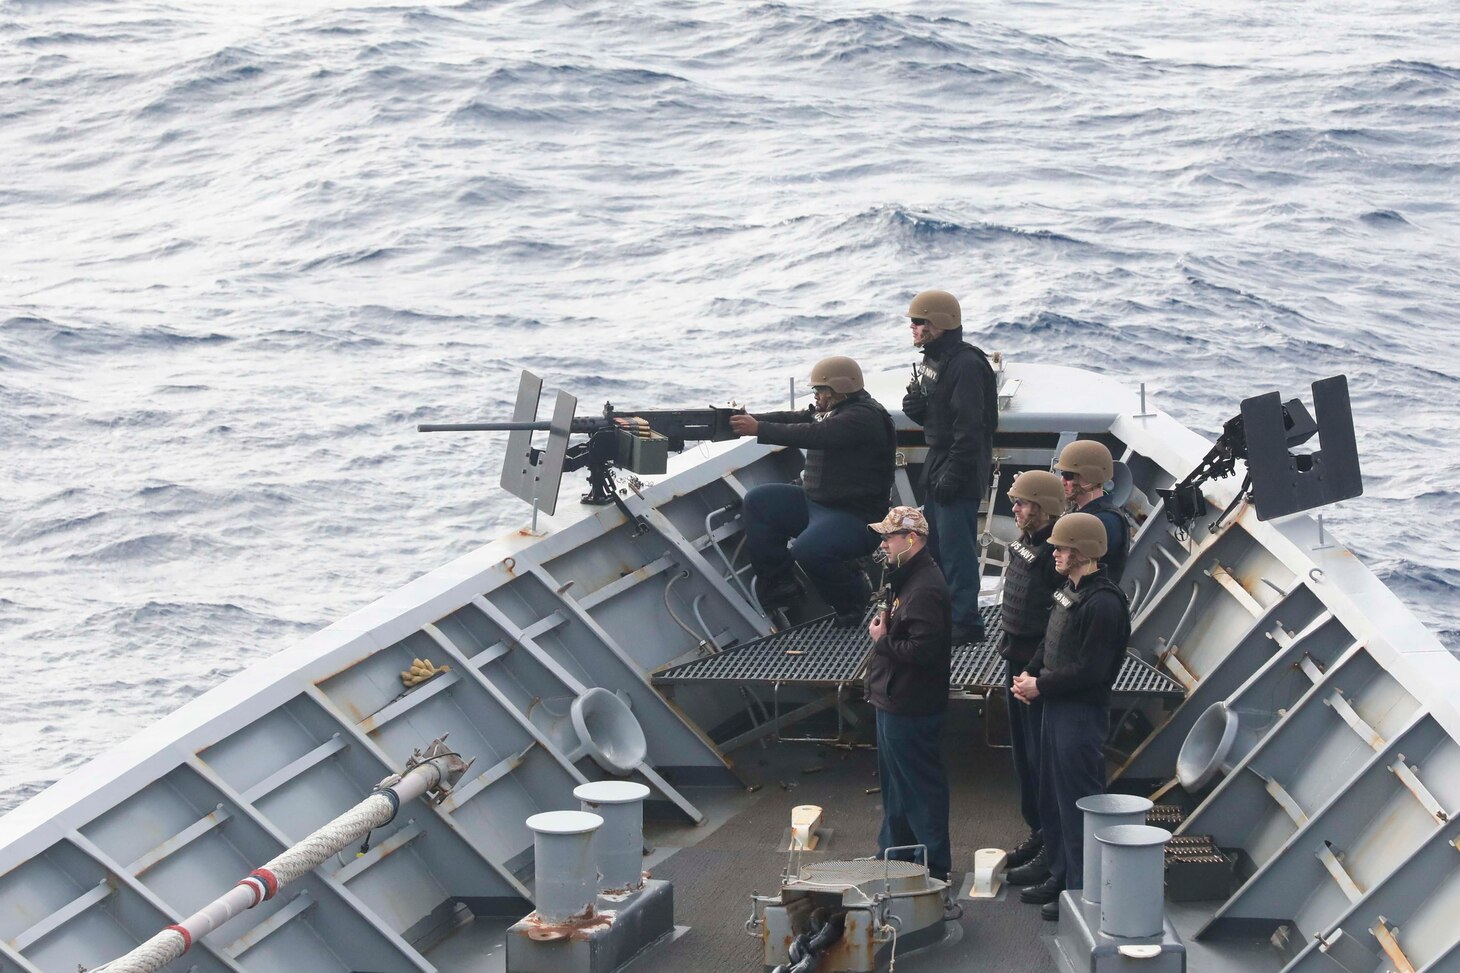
[
  {"xmin": 1076, "ymin": 794, "xmax": 1153, "ymax": 904},
  {"xmin": 1096, "ymin": 825, "xmax": 1172, "ymax": 939},
  {"xmin": 526, "ymin": 810, "xmax": 604, "ymax": 923},
  {"xmin": 574, "ymin": 780, "xmax": 651, "ymax": 892}
]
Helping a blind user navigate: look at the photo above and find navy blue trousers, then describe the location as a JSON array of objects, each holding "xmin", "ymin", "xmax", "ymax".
[
  {"xmin": 922, "ymin": 492, "xmax": 984, "ymax": 632},
  {"xmin": 1006, "ymin": 661, "xmax": 1044, "ymax": 833},
  {"xmin": 742, "ymin": 484, "xmax": 876, "ymax": 613},
  {"xmin": 1037, "ymin": 698, "xmax": 1107, "ymax": 890},
  {"xmin": 875, "ymin": 708, "xmax": 952, "ymax": 880}
]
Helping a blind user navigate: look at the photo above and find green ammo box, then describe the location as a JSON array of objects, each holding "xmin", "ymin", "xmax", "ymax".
[{"xmin": 615, "ymin": 426, "xmax": 669, "ymax": 475}]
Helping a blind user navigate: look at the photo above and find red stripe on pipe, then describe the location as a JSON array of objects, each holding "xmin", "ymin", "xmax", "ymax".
[
  {"xmin": 251, "ymin": 868, "xmax": 279, "ymax": 900},
  {"xmin": 166, "ymin": 924, "xmax": 193, "ymax": 952},
  {"xmin": 235, "ymin": 877, "xmax": 263, "ymax": 907}
]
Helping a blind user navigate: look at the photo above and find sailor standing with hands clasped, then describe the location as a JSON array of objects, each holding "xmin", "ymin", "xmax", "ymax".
[
  {"xmin": 997, "ymin": 470, "xmax": 1068, "ymax": 889},
  {"xmin": 1011, "ymin": 512, "xmax": 1132, "ymax": 921}
]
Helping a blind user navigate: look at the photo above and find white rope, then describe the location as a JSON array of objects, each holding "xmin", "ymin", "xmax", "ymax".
[
  {"xmin": 92, "ymin": 761, "xmax": 445, "ymax": 973},
  {"xmin": 261, "ymin": 793, "xmax": 394, "ymax": 885},
  {"xmin": 96, "ymin": 930, "xmax": 186, "ymax": 973}
]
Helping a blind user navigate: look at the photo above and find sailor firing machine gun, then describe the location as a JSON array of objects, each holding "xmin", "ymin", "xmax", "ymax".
[{"xmin": 421, "ymin": 370, "xmax": 744, "ymax": 524}]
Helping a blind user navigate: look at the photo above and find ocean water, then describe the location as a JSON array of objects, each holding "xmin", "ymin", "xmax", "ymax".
[{"xmin": 2, "ymin": 0, "xmax": 1458, "ymax": 812}]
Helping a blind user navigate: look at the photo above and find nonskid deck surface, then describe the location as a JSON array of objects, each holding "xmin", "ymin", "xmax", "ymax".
[{"xmin": 624, "ymin": 705, "xmax": 1056, "ymax": 973}]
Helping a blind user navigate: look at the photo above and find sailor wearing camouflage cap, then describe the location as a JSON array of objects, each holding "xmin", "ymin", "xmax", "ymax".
[{"xmin": 863, "ymin": 504, "xmax": 954, "ymax": 885}]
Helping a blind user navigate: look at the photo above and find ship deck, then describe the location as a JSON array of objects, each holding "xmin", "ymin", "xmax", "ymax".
[
  {"xmin": 640, "ymin": 702, "xmax": 1053, "ymax": 973},
  {"xmin": 408, "ymin": 698, "xmax": 1286, "ymax": 973}
]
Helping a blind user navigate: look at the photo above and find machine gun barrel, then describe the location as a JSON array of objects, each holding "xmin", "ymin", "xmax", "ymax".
[{"xmin": 417, "ymin": 418, "xmax": 607, "ymax": 434}]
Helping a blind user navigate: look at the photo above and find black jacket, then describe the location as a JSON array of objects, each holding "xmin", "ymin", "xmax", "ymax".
[
  {"xmin": 902, "ymin": 328, "xmax": 998, "ymax": 499},
  {"xmin": 1024, "ymin": 568, "xmax": 1131, "ymax": 708},
  {"xmin": 999, "ymin": 521, "xmax": 1062, "ymax": 667},
  {"xmin": 756, "ymin": 390, "xmax": 896, "ymax": 524},
  {"xmin": 1077, "ymin": 494, "xmax": 1130, "ymax": 584},
  {"xmin": 866, "ymin": 548, "xmax": 952, "ymax": 716}
]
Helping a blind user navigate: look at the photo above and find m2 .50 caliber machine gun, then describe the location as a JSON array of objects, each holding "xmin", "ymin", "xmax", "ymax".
[
  {"xmin": 420, "ymin": 370, "xmax": 743, "ymax": 524},
  {"xmin": 1159, "ymin": 374, "xmax": 1363, "ymax": 538}
]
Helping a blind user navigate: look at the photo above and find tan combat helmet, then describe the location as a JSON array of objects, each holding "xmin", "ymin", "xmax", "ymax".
[
  {"xmin": 1055, "ymin": 440, "xmax": 1114, "ymax": 486},
  {"xmin": 1008, "ymin": 470, "xmax": 1064, "ymax": 519},
  {"xmin": 906, "ymin": 290, "xmax": 961, "ymax": 331},
  {"xmin": 808, "ymin": 356, "xmax": 864, "ymax": 394},
  {"xmin": 1048, "ymin": 511, "xmax": 1108, "ymax": 558}
]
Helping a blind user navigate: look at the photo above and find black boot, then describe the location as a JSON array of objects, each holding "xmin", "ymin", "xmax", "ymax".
[
  {"xmin": 755, "ymin": 573, "xmax": 803, "ymax": 610},
  {"xmin": 950, "ymin": 621, "xmax": 986, "ymax": 645},
  {"xmin": 1006, "ymin": 830, "xmax": 1043, "ymax": 869},
  {"xmin": 1020, "ymin": 878, "xmax": 1062, "ymax": 905},
  {"xmin": 828, "ymin": 570, "xmax": 872, "ymax": 628},
  {"xmin": 1006, "ymin": 845, "xmax": 1050, "ymax": 886}
]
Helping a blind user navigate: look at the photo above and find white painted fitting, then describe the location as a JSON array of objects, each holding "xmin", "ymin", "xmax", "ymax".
[
  {"xmin": 574, "ymin": 781, "xmax": 651, "ymax": 892},
  {"xmin": 526, "ymin": 810, "xmax": 604, "ymax": 922},
  {"xmin": 1076, "ymin": 794, "xmax": 1153, "ymax": 904},
  {"xmin": 1096, "ymin": 824, "xmax": 1172, "ymax": 939}
]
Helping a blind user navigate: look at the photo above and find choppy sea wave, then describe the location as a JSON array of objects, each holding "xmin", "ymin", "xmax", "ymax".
[{"xmin": 3, "ymin": 0, "xmax": 1459, "ymax": 811}]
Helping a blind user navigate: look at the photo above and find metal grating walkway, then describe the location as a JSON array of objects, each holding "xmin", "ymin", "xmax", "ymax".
[
  {"xmin": 949, "ymin": 605, "xmax": 1008, "ymax": 691},
  {"xmin": 654, "ymin": 603, "xmax": 1184, "ymax": 700},
  {"xmin": 653, "ymin": 608, "xmax": 878, "ymax": 686},
  {"xmin": 949, "ymin": 606, "xmax": 1185, "ymax": 699}
]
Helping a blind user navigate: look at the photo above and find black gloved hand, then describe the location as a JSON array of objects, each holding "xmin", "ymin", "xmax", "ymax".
[
  {"xmin": 932, "ymin": 473, "xmax": 964, "ymax": 505},
  {"xmin": 901, "ymin": 390, "xmax": 925, "ymax": 414}
]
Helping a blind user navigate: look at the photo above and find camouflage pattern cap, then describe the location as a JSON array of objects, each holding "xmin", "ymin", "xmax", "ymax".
[{"xmin": 869, "ymin": 505, "xmax": 930, "ymax": 536}]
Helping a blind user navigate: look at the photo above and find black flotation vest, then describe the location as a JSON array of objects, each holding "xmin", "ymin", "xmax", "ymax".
[
  {"xmin": 1001, "ymin": 532, "xmax": 1059, "ymax": 640},
  {"xmin": 1040, "ymin": 573, "xmax": 1128, "ymax": 684}
]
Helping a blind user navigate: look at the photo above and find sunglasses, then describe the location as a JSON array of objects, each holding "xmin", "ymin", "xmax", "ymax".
[
  {"xmin": 910, "ymin": 317, "xmax": 930, "ymax": 326},
  {"xmin": 1059, "ymin": 470, "xmax": 1078, "ymax": 481}
]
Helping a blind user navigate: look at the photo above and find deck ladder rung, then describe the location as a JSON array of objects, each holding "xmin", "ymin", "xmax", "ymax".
[
  {"xmin": 1370, "ymin": 918, "xmax": 1417, "ymax": 973},
  {"xmin": 1259, "ymin": 772, "xmax": 1309, "ymax": 827},
  {"xmin": 128, "ymin": 806, "xmax": 233, "ymax": 875},
  {"xmin": 1389, "ymin": 756, "xmax": 1450, "ymax": 824},
  {"xmin": 1315, "ymin": 843, "xmax": 1364, "ymax": 904},
  {"xmin": 1208, "ymin": 564, "xmax": 1265, "ymax": 618},
  {"xmin": 1324, "ymin": 689, "xmax": 1386, "ymax": 751},
  {"xmin": 1162, "ymin": 651, "xmax": 1197, "ymax": 691},
  {"xmin": 225, "ymin": 891, "xmax": 315, "ymax": 958},
  {"xmin": 1297, "ymin": 654, "xmax": 1325, "ymax": 684},
  {"xmin": 238, "ymin": 734, "xmax": 348, "ymax": 805},
  {"xmin": 10, "ymin": 882, "xmax": 111, "ymax": 951}
]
